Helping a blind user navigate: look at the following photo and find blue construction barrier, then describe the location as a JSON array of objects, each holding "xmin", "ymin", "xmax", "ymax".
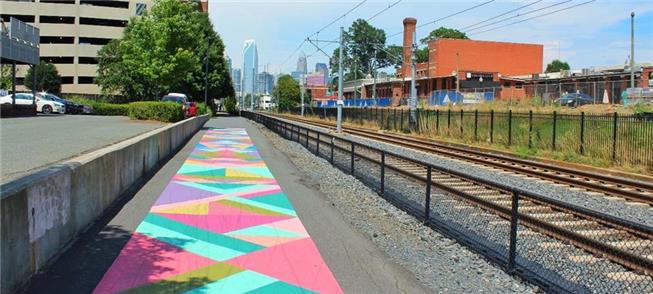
[
  {"xmin": 315, "ymin": 98, "xmax": 392, "ymax": 108},
  {"xmin": 429, "ymin": 90, "xmax": 494, "ymax": 106}
]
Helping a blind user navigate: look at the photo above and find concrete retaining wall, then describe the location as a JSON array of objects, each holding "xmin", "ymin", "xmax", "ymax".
[{"xmin": 0, "ymin": 115, "xmax": 209, "ymax": 293}]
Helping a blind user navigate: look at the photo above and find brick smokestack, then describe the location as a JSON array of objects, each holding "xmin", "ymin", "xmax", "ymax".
[{"xmin": 402, "ymin": 17, "xmax": 417, "ymax": 79}]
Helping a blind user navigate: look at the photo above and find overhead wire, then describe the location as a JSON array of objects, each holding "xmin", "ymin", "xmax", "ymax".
[
  {"xmin": 469, "ymin": 0, "xmax": 596, "ymax": 36},
  {"xmin": 465, "ymin": 0, "xmax": 573, "ymax": 33},
  {"xmin": 459, "ymin": 0, "xmax": 543, "ymax": 31}
]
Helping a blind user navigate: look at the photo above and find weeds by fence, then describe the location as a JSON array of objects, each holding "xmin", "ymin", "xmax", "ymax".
[{"xmin": 294, "ymin": 107, "xmax": 653, "ymax": 171}]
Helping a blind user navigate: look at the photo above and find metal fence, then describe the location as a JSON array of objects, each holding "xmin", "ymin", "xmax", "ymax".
[
  {"xmin": 244, "ymin": 111, "xmax": 653, "ymax": 293},
  {"xmin": 297, "ymin": 107, "xmax": 653, "ymax": 168}
]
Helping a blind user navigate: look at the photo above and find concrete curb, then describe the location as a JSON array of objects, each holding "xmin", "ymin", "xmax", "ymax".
[{"xmin": 0, "ymin": 115, "xmax": 209, "ymax": 293}]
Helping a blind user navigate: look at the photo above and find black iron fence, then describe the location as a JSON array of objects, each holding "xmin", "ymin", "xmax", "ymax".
[
  {"xmin": 294, "ymin": 107, "xmax": 653, "ymax": 169},
  {"xmin": 244, "ymin": 111, "xmax": 653, "ymax": 294}
]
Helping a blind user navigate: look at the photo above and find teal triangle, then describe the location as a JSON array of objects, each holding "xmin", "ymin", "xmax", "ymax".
[
  {"xmin": 246, "ymin": 281, "xmax": 317, "ymax": 294},
  {"xmin": 178, "ymin": 164, "xmax": 222, "ymax": 174},
  {"xmin": 182, "ymin": 168, "xmax": 226, "ymax": 177},
  {"xmin": 249, "ymin": 192, "xmax": 294, "ymax": 210}
]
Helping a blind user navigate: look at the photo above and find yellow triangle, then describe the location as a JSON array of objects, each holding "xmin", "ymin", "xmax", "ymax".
[
  {"xmin": 225, "ymin": 169, "xmax": 263, "ymax": 179},
  {"xmin": 152, "ymin": 202, "xmax": 209, "ymax": 215}
]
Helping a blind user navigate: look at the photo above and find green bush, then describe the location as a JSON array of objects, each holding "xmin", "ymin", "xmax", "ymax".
[
  {"xmin": 128, "ymin": 101, "xmax": 184, "ymax": 122},
  {"xmin": 196, "ymin": 102, "xmax": 212, "ymax": 116},
  {"xmin": 68, "ymin": 96, "xmax": 129, "ymax": 116},
  {"xmin": 224, "ymin": 96, "xmax": 237, "ymax": 115}
]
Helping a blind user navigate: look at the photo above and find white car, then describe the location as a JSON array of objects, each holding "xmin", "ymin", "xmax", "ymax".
[{"xmin": 0, "ymin": 93, "xmax": 66, "ymax": 114}]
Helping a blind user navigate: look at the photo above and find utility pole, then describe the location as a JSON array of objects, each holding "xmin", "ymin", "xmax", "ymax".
[
  {"xmin": 204, "ymin": 38, "xmax": 210, "ymax": 106},
  {"xmin": 251, "ymin": 67, "xmax": 255, "ymax": 111},
  {"xmin": 409, "ymin": 31, "xmax": 417, "ymax": 128},
  {"xmin": 630, "ymin": 12, "xmax": 635, "ymax": 89},
  {"xmin": 336, "ymin": 26, "xmax": 344, "ymax": 133},
  {"xmin": 456, "ymin": 52, "xmax": 460, "ymax": 94},
  {"xmin": 372, "ymin": 50, "xmax": 377, "ymax": 100},
  {"xmin": 300, "ymin": 74, "xmax": 305, "ymax": 116}
]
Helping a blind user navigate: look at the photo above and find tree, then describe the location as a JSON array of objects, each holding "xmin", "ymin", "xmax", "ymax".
[
  {"xmin": 420, "ymin": 27, "xmax": 469, "ymax": 44},
  {"xmin": 0, "ymin": 64, "xmax": 12, "ymax": 90},
  {"xmin": 545, "ymin": 59, "xmax": 570, "ymax": 73},
  {"xmin": 274, "ymin": 74, "xmax": 300, "ymax": 110},
  {"xmin": 330, "ymin": 19, "xmax": 392, "ymax": 82},
  {"xmin": 384, "ymin": 45, "xmax": 403, "ymax": 68},
  {"xmin": 25, "ymin": 61, "xmax": 62, "ymax": 93},
  {"xmin": 96, "ymin": 0, "xmax": 234, "ymax": 101},
  {"xmin": 224, "ymin": 96, "xmax": 237, "ymax": 115}
]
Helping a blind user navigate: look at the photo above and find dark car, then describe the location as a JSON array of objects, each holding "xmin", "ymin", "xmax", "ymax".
[
  {"xmin": 555, "ymin": 93, "xmax": 594, "ymax": 107},
  {"xmin": 40, "ymin": 93, "xmax": 83, "ymax": 114}
]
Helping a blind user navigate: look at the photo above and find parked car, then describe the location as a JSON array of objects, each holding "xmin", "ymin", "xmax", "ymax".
[
  {"xmin": 0, "ymin": 93, "xmax": 65, "ymax": 114},
  {"xmin": 39, "ymin": 92, "xmax": 83, "ymax": 114},
  {"xmin": 555, "ymin": 93, "xmax": 594, "ymax": 107},
  {"xmin": 34, "ymin": 93, "xmax": 67, "ymax": 114},
  {"xmin": 161, "ymin": 93, "xmax": 194, "ymax": 117},
  {"xmin": 0, "ymin": 93, "xmax": 35, "ymax": 106}
]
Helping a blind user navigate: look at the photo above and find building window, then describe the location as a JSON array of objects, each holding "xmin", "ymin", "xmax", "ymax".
[
  {"xmin": 135, "ymin": 3, "xmax": 147, "ymax": 16},
  {"xmin": 79, "ymin": 17, "xmax": 127, "ymax": 28},
  {"xmin": 80, "ymin": 0, "xmax": 129, "ymax": 9},
  {"xmin": 40, "ymin": 36, "xmax": 75, "ymax": 44},
  {"xmin": 1, "ymin": 15, "xmax": 35, "ymax": 23},
  {"xmin": 40, "ymin": 16, "xmax": 75, "ymax": 24},
  {"xmin": 78, "ymin": 76, "xmax": 95, "ymax": 84},
  {"xmin": 79, "ymin": 37, "xmax": 112, "ymax": 45},
  {"xmin": 78, "ymin": 57, "xmax": 98, "ymax": 64},
  {"xmin": 61, "ymin": 77, "xmax": 74, "ymax": 84},
  {"xmin": 40, "ymin": 56, "xmax": 74, "ymax": 64}
]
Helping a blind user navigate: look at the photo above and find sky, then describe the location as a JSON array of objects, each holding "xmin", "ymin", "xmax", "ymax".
[{"xmin": 209, "ymin": 0, "xmax": 653, "ymax": 75}]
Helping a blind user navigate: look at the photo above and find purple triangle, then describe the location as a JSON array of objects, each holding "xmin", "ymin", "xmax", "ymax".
[{"xmin": 154, "ymin": 181, "xmax": 219, "ymax": 206}]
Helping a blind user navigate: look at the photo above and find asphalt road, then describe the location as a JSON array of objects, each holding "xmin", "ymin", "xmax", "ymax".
[
  {"xmin": 26, "ymin": 117, "xmax": 428, "ymax": 294},
  {"xmin": 0, "ymin": 115, "xmax": 166, "ymax": 183}
]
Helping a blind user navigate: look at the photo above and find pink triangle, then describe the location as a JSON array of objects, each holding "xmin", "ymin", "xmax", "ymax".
[
  {"xmin": 156, "ymin": 213, "xmax": 291, "ymax": 234},
  {"xmin": 93, "ymin": 233, "xmax": 218, "ymax": 294},
  {"xmin": 225, "ymin": 238, "xmax": 343, "ymax": 294}
]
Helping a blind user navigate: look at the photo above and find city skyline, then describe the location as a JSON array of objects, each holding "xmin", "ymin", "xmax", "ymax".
[
  {"xmin": 211, "ymin": 1, "xmax": 653, "ymax": 75},
  {"xmin": 242, "ymin": 39, "xmax": 258, "ymax": 96}
]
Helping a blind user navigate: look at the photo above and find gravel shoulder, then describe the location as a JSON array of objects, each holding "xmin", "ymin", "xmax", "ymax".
[
  {"xmin": 250, "ymin": 120, "xmax": 536, "ymax": 293},
  {"xmin": 277, "ymin": 116, "xmax": 653, "ymax": 227}
]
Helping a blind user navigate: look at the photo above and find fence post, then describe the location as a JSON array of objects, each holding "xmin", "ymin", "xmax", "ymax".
[
  {"xmin": 330, "ymin": 137, "xmax": 335, "ymax": 164},
  {"xmin": 447, "ymin": 109, "xmax": 451, "ymax": 136},
  {"xmin": 612, "ymin": 112, "xmax": 618, "ymax": 161},
  {"xmin": 580, "ymin": 112, "xmax": 585, "ymax": 155},
  {"xmin": 424, "ymin": 165, "xmax": 432, "ymax": 223},
  {"xmin": 460, "ymin": 109, "xmax": 464, "ymax": 138},
  {"xmin": 508, "ymin": 191, "xmax": 520, "ymax": 272},
  {"xmin": 350, "ymin": 143, "xmax": 355, "ymax": 175},
  {"xmin": 528, "ymin": 110, "xmax": 533, "ymax": 149},
  {"xmin": 401, "ymin": 110, "xmax": 404, "ymax": 132},
  {"xmin": 490, "ymin": 110, "xmax": 494, "ymax": 144},
  {"xmin": 380, "ymin": 151, "xmax": 385, "ymax": 195},
  {"xmin": 552, "ymin": 111, "xmax": 557, "ymax": 150},
  {"xmin": 394, "ymin": 108, "xmax": 397, "ymax": 131},
  {"xmin": 508, "ymin": 110, "xmax": 513, "ymax": 146},
  {"xmin": 316, "ymin": 132, "xmax": 320, "ymax": 155},
  {"xmin": 474, "ymin": 110, "xmax": 478, "ymax": 141},
  {"xmin": 306, "ymin": 128, "xmax": 309, "ymax": 148},
  {"xmin": 381, "ymin": 108, "xmax": 385, "ymax": 130},
  {"xmin": 436, "ymin": 109, "xmax": 440, "ymax": 135}
]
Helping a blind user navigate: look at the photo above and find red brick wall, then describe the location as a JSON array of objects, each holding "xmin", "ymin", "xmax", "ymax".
[{"xmin": 430, "ymin": 39, "xmax": 543, "ymax": 77}]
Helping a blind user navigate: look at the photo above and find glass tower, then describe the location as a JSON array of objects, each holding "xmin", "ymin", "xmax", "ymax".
[{"xmin": 242, "ymin": 39, "xmax": 258, "ymax": 96}]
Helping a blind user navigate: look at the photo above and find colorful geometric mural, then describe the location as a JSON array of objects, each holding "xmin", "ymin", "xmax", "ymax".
[{"xmin": 94, "ymin": 128, "xmax": 342, "ymax": 294}]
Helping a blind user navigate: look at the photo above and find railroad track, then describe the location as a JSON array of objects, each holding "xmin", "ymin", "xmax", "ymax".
[
  {"xmin": 293, "ymin": 124, "xmax": 653, "ymax": 281},
  {"xmin": 272, "ymin": 113, "xmax": 653, "ymax": 207}
]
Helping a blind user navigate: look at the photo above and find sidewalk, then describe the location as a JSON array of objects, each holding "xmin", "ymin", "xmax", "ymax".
[{"xmin": 93, "ymin": 128, "xmax": 342, "ymax": 293}]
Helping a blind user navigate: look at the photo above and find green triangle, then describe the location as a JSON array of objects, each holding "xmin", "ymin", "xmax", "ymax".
[
  {"xmin": 182, "ymin": 168, "xmax": 226, "ymax": 177},
  {"xmin": 246, "ymin": 281, "xmax": 317, "ymax": 294},
  {"xmin": 249, "ymin": 192, "xmax": 294, "ymax": 210}
]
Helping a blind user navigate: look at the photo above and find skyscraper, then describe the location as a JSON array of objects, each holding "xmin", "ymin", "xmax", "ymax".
[
  {"xmin": 226, "ymin": 55, "xmax": 232, "ymax": 76},
  {"xmin": 242, "ymin": 39, "xmax": 258, "ymax": 96},
  {"xmin": 296, "ymin": 54, "xmax": 307, "ymax": 75},
  {"xmin": 315, "ymin": 63, "xmax": 328, "ymax": 85},
  {"xmin": 232, "ymin": 68, "xmax": 242, "ymax": 95}
]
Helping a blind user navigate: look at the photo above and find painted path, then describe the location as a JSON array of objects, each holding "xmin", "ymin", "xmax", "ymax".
[{"xmin": 94, "ymin": 128, "xmax": 343, "ymax": 294}]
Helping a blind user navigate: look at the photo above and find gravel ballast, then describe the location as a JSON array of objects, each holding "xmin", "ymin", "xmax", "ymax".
[
  {"xmin": 251, "ymin": 121, "xmax": 536, "ymax": 293},
  {"xmin": 278, "ymin": 117, "xmax": 653, "ymax": 227}
]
